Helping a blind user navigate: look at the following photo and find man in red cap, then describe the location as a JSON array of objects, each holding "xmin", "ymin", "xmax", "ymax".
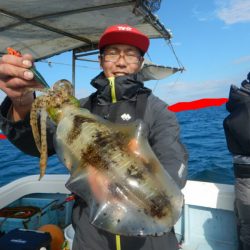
[{"xmin": 0, "ymin": 24, "xmax": 188, "ymax": 250}]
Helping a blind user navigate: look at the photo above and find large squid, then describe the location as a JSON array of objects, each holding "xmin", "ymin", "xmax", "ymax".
[{"xmin": 30, "ymin": 79, "xmax": 183, "ymax": 236}]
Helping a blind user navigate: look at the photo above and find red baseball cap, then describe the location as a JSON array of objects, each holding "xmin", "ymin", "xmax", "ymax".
[{"xmin": 98, "ymin": 24, "xmax": 149, "ymax": 54}]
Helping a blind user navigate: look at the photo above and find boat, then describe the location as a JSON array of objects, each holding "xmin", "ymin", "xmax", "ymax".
[
  {"xmin": 0, "ymin": 175, "xmax": 238, "ymax": 249},
  {"xmin": 0, "ymin": 1, "xmax": 238, "ymax": 249}
]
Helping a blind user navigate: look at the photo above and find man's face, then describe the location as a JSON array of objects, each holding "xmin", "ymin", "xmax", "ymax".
[{"xmin": 99, "ymin": 44, "xmax": 144, "ymax": 78}]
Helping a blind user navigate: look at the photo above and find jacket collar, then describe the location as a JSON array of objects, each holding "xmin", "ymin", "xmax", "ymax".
[{"xmin": 90, "ymin": 72, "xmax": 151, "ymax": 104}]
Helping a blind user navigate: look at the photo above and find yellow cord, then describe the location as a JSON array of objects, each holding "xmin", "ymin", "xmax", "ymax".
[
  {"xmin": 116, "ymin": 234, "xmax": 121, "ymax": 250},
  {"xmin": 108, "ymin": 77, "xmax": 117, "ymax": 103}
]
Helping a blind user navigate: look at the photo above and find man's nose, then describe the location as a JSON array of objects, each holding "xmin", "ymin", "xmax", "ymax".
[{"xmin": 116, "ymin": 53, "xmax": 127, "ymax": 65}]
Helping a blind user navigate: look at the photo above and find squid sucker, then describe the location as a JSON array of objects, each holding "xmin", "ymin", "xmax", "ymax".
[{"xmin": 30, "ymin": 79, "xmax": 184, "ymax": 236}]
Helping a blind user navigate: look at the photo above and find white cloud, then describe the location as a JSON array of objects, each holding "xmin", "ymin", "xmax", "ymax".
[
  {"xmin": 153, "ymin": 78, "xmax": 233, "ymax": 105},
  {"xmin": 233, "ymin": 55, "xmax": 250, "ymax": 64},
  {"xmin": 192, "ymin": 7, "xmax": 215, "ymax": 22},
  {"xmin": 215, "ymin": 0, "xmax": 250, "ymax": 24}
]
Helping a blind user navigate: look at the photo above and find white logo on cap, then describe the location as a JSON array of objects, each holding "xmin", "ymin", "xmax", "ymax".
[{"xmin": 117, "ymin": 26, "xmax": 132, "ymax": 31}]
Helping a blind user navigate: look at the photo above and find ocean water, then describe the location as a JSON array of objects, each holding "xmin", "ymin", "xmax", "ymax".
[
  {"xmin": 0, "ymin": 104, "xmax": 234, "ymax": 187},
  {"xmin": 176, "ymin": 105, "xmax": 234, "ymax": 185}
]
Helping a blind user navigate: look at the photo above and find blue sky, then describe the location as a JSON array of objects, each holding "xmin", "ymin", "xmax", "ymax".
[
  {"xmin": 153, "ymin": 0, "xmax": 250, "ymax": 103},
  {"xmin": 1, "ymin": 0, "xmax": 249, "ymax": 104}
]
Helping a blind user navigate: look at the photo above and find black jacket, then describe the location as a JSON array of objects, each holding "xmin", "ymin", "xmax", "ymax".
[
  {"xmin": 0, "ymin": 72, "xmax": 188, "ymax": 250},
  {"xmin": 223, "ymin": 74, "xmax": 250, "ymax": 178},
  {"xmin": 223, "ymin": 73, "xmax": 250, "ymax": 249}
]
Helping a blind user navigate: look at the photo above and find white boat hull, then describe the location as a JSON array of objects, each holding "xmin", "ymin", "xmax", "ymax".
[{"xmin": 0, "ymin": 175, "xmax": 238, "ymax": 249}]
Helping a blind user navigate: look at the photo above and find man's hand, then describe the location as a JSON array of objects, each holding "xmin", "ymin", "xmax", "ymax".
[{"xmin": 0, "ymin": 52, "xmax": 42, "ymax": 120}]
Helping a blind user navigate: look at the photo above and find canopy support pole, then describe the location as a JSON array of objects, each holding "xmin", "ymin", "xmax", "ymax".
[{"xmin": 72, "ymin": 49, "xmax": 76, "ymax": 96}]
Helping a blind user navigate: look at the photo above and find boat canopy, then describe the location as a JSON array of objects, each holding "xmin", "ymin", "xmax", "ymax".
[
  {"xmin": 0, "ymin": 0, "xmax": 184, "ymax": 82},
  {"xmin": 0, "ymin": 0, "xmax": 173, "ymax": 60}
]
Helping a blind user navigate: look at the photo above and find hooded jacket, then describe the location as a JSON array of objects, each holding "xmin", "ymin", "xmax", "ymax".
[{"xmin": 223, "ymin": 73, "xmax": 250, "ymax": 249}]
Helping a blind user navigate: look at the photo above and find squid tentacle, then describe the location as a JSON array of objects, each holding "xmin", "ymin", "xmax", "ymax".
[
  {"xmin": 39, "ymin": 108, "xmax": 48, "ymax": 180},
  {"xmin": 29, "ymin": 88, "xmax": 50, "ymax": 153},
  {"xmin": 30, "ymin": 98, "xmax": 42, "ymax": 152}
]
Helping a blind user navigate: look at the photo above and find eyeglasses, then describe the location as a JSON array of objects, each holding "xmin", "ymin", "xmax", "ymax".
[{"xmin": 101, "ymin": 49, "xmax": 142, "ymax": 64}]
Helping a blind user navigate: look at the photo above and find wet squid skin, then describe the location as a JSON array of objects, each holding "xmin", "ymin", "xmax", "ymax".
[{"xmin": 30, "ymin": 80, "xmax": 183, "ymax": 236}]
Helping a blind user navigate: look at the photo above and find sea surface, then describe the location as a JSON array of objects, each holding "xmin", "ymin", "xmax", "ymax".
[{"xmin": 0, "ymin": 104, "xmax": 234, "ymax": 187}]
